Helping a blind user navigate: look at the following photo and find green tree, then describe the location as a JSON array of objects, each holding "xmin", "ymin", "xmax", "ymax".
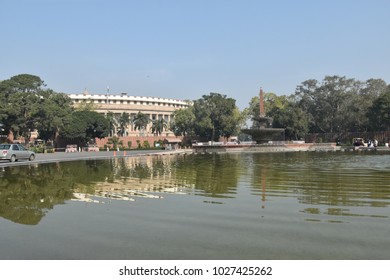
[
  {"xmin": 151, "ymin": 118, "xmax": 167, "ymax": 136},
  {"xmin": 171, "ymin": 107, "xmax": 195, "ymax": 136},
  {"xmin": 61, "ymin": 111, "xmax": 109, "ymax": 144},
  {"xmin": 105, "ymin": 112, "xmax": 118, "ymax": 137},
  {"xmin": 132, "ymin": 111, "xmax": 149, "ymax": 134},
  {"xmin": 247, "ymin": 92, "xmax": 290, "ymax": 128},
  {"xmin": 0, "ymin": 74, "xmax": 75, "ymax": 143},
  {"xmin": 193, "ymin": 93, "xmax": 241, "ymax": 141},
  {"xmin": 295, "ymin": 76, "xmax": 362, "ymax": 133},
  {"xmin": 367, "ymin": 90, "xmax": 390, "ymax": 131},
  {"xmin": 273, "ymin": 102, "xmax": 309, "ymax": 140},
  {"xmin": 0, "ymin": 74, "xmax": 46, "ymax": 139},
  {"xmin": 32, "ymin": 90, "xmax": 73, "ymax": 141},
  {"xmin": 118, "ymin": 112, "xmax": 131, "ymax": 136}
]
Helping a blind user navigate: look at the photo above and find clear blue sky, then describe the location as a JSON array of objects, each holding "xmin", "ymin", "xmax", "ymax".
[{"xmin": 1, "ymin": 0, "xmax": 389, "ymax": 109}]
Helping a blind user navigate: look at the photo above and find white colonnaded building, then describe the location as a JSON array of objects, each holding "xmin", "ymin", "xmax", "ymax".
[{"xmin": 69, "ymin": 90, "xmax": 190, "ymax": 137}]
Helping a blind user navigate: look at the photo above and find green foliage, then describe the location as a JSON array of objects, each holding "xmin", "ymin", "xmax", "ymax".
[
  {"xmin": 108, "ymin": 136, "xmax": 120, "ymax": 149},
  {"xmin": 143, "ymin": 140, "xmax": 150, "ymax": 149},
  {"xmin": 171, "ymin": 107, "xmax": 195, "ymax": 136},
  {"xmin": 61, "ymin": 110, "xmax": 109, "ymax": 144},
  {"xmin": 118, "ymin": 112, "xmax": 131, "ymax": 136},
  {"xmin": 151, "ymin": 118, "xmax": 167, "ymax": 136},
  {"xmin": 192, "ymin": 92, "xmax": 242, "ymax": 141},
  {"xmin": 154, "ymin": 139, "xmax": 164, "ymax": 148},
  {"xmin": 127, "ymin": 141, "xmax": 132, "ymax": 149},
  {"xmin": 0, "ymin": 74, "xmax": 73, "ymax": 142},
  {"xmin": 105, "ymin": 111, "xmax": 118, "ymax": 137},
  {"xmin": 367, "ymin": 89, "xmax": 390, "ymax": 131},
  {"xmin": 273, "ymin": 103, "xmax": 308, "ymax": 140},
  {"xmin": 294, "ymin": 76, "xmax": 387, "ymax": 133},
  {"xmin": 133, "ymin": 111, "xmax": 149, "ymax": 133}
]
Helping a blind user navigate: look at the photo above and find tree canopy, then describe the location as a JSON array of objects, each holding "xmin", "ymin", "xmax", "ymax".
[
  {"xmin": 61, "ymin": 110, "xmax": 109, "ymax": 144},
  {"xmin": 192, "ymin": 93, "xmax": 243, "ymax": 141},
  {"xmin": 0, "ymin": 74, "xmax": 72, "ymax": 142}
]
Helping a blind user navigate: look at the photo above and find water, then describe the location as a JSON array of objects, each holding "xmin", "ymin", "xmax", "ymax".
[{"xmin": 1, "ymin": 152, "xmax": 390, "ymax": 259}]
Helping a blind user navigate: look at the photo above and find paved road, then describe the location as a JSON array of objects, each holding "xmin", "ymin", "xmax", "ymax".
[{"xmin": 0, "ymin": 149, "xmax": 192, "ymax": 168}]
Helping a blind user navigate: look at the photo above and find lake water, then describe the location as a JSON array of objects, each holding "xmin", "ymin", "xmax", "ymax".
[{"xmin": 1, "ymin": 151, "xmax": 390, "ymax": 259}]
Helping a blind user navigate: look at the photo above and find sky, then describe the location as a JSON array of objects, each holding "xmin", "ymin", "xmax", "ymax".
[{"xmin": 1, "ymin": 0, "xmax": 390, "ymax": 109}]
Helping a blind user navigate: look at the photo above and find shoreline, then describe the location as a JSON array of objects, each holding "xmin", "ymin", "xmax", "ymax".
[
  {"xmin": 2, "ymin": 144, "xmax": 390, "ymax": 168},
  {"xmin": 0, "ymin": 149, "xmax": 193, "ymax": 168}
]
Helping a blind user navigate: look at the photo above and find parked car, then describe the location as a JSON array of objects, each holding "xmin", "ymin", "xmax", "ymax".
[
  {"xmin": 84, "ymin": 144, "xmax": 99, "ymax": 152},
  {"xmin": 0, "ymin": 144, "xmax": 35, "ymax": 162},
  {"xmin": 352, "ymin": 138, "xmax": 367, "ymax": 147},
  {"xmin": 65, "ymin": 145, "xmax": 78, "ymax": 152}
]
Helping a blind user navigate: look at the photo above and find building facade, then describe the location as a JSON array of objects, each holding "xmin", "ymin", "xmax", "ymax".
[{"xmin": 69, "ymin": 91, "xmax": 190, "ymax": 137}]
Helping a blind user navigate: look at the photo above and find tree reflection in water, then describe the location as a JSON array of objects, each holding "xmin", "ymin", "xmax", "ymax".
[{"xmin": 3, "ymin": 152, "xmax": 389, "ymax": 226}]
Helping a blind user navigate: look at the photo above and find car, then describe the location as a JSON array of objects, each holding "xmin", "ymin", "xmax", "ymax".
[
  {"xmin": 65, "ymin": 145, "xmax": 78, "ymax": 152},
  {"xmin": 352, "ymin": 138, "xmax": 367, "ymax": 147},
  {"xmin": 0, "ymin": 143, "xmax": 35, "ymax": 162},
  {"xmin": 85, "ymin": 144, "xmax": 99, "ymax": 152}
]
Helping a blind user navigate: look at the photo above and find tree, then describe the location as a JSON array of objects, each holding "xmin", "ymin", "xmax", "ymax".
[
  {"xmin": 247, "ymin": 92, "xmax": 290, "ymax": 128},
  {"xmin": 32, "ymin": 90, "xmax": 73, "ymax": 141},
  {"xmin": 0, "ymin": 74, "xmax": 73, "ymax": 142},
  {"xmin": 171, "ymin": 107, "xmax": 195, "ymax": 136},
  {"xmin": 367, "ymin": 90, "xmax": 390, "ymax": 131},
  {"xmin": 273, "ymin": 102, "xmax": 309, "ymax": 140},
  {"xmin": 105, "ymin": 112, "xmax": 118, "ymax": 137},
  {"xmin": 61, "ymin": 111, "xmax": 109, "ymax": 144},
  {"xmin": 132, "ymin": 111, "xmax": 149, "ymax": 134},
  {"xmin": 118, "ymin": 112, "xmax": 131, "ymax": 136},
  {"xmin": 0, "ymin": 74, "xmax": 45, "ymax": 139},
  {"xmin": 151, "ymin": 118, "xmax": 167, "ymax": 136},
  {"xmin": 193, "ymin": 93, "xmax": 241, "ymax": 141},
  {"xmin": 295, "ymin": 76, "xmax": 363, "ymax": 133}
]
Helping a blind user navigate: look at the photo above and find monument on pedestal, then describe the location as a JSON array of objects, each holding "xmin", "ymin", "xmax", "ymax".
[{"xmin": 241, "ymin": 88, "xmax": 285, "ymax": 144}]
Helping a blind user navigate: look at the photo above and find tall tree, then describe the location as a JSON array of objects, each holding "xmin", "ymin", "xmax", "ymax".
[
  {"xmin": 151, "ymin": 118, "xmax": 167, "ymax": 136},
  {"xmin": 295, "ymin": 76, "xmax": 362, "ymax": 133},
  {"xmin": 61, "ymin": 111, "xmax": 109, "ymax": 144},
  {"xmin": 0, "ymin": 74, "xmax": 77, "ymax": 142},
  {"xmin": 105, "ymin": 112, "xmax": 118, "ymax": 137},
  {"xmin": 247, "ymin": 92, "xmax": 290, "ymax": 128},
  {"xmin": 193, "ymin": 93, "xmax": 241, "ymax": 141},
  {"xmin": 118, "ymin": 112, "xmax": 131, "ymax": 136},
  {"xmin": 272, "ymin": 102, "xmax": 309, "ymax": 140},
  {"xmin": 32, "ymin": 90, "xmax": 73, "ymax": 141},
  {"xmin": 171, "ymin": 107, "xmax": 195, "ymax": 136},
  {"xmin": 132, "ymin": 111, "xmax": 149, "ymax": 133},
  {"xmin": 367, "ymin": 89, "xmax": 390, "ymax": 131}
]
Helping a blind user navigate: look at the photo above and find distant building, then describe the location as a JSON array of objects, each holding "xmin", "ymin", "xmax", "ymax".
[{"xmin": 68, "ymin": 90, "xmax": 190, "ymax": 137}]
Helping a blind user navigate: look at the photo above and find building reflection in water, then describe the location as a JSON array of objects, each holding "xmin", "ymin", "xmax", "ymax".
[{"xmin": 72, "ymin": 155, "xmax": 191, "ymax": 204}]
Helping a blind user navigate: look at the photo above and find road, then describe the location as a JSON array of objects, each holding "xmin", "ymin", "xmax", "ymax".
[{"xmin": 0, "ymin": 149, "xmax": 192, "ymax": 168}]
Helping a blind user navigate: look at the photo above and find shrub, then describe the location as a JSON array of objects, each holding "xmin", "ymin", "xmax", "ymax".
[{"xmin": 143, "ymin": 140, "xmax": 150, "ymax": 149}]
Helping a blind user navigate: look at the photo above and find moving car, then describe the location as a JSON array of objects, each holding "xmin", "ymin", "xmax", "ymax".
[{"xmin": 0, "ymin": 143, "xmax": 35, "ymax": 162}]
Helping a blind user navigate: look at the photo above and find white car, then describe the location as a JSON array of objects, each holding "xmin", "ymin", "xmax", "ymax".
[{"xmin": 0, "ymin": 143, "xmax": 35, "ymax": 162}]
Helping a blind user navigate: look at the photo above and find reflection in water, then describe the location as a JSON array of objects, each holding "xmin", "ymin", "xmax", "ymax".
[
  {"xmin": 1, "ymin": 152, "xmax": 390, "ymax": 225},
  {"xmin": 0, "ymin": 163, "xmax": 75, "ymax": 225},
  {"xmin": 1, "ymin": 152, "xmax": 390, "ymax": 259},
  {"xmin": 248, "ymin": 152, "xmax": 390, "ymax": 222},
  {"xmin": 73, "ymin": 154, "xmax": 240, "ymax": 204}
]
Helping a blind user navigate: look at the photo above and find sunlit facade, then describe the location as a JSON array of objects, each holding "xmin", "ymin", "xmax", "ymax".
[{"xmin": 68, "ymin": 91, "xmax": 190, "ymax": 136}]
